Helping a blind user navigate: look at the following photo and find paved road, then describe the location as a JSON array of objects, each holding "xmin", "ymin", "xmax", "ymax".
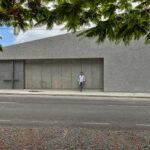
[{"xmin": 0, "ymin": 95, "xmax": 150, "ymax": 129}]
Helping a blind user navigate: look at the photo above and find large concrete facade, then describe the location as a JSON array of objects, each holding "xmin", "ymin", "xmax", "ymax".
[
  {"xmin": 0, "ymin": 32, "xmax": 150, "ymax": 92},
  {"xmin": 25, "ymin": 59, "xmax": 103, "ymax": 89}
]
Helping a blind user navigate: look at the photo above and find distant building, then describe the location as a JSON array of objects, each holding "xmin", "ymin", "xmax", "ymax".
[{"xmin": 0, "ymin": 32, "xmax": 150, "ymax": 92}]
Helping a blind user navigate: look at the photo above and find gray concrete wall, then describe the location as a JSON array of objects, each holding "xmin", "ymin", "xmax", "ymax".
[
  {"xmin": 104, "ymin": 49, "xmax": 150, "ymax": 92},
  {"xmin": 14, "ymin": 60, "xmax": 24, "ymax": 89},
  {"xmin": 25, "ymin": 59, "xmax": 103, "ymax": 89},
  {"xmin": 0, "ymin": 61, "xmax": 12, "ymax": 89},
  {"xmin": 1, "ymin": 32, "xmax": 150, "ymax": 92},
  {"xmin": 0, "ymin": 60, "xmax": 24, "ymax": 89}
]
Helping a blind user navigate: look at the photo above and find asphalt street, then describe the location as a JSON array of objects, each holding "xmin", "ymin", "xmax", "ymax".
[{"xmin": 0, "ymin": 95, "xmax": 150, "ymax": 129}]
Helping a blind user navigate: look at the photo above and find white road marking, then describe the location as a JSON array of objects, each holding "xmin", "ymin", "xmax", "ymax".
[
  {"xmin": 32, "ymin": 121, "xmax": 110, "ymax": 125},
  {"xmin": 107, "ymin": 105, "xmax": 150, "ymax": 107},
  {"xmin": 0, "ymin": 120, "xmax": 11, "ymax": 122},
  {"xmin": 0, "ymin": 102, "xmax": 17, "ymax": 104},
  {"xmin": 32, "ymin": 120, "xmax": 58, "ymax": 124},
  {"xmin": 136, "ymin": 124, "xmax": 150, "ymax": 127},
  {"xmin": 82, "ymin": 122, "xmax": 110, "ymax": 125},
  {"xmin": 32, "ymin": 120, "xmax": 46, "ymax": 123}
]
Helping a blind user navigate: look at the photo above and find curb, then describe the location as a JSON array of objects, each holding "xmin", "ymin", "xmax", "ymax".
[{"xmin": 1, "ymin": 92, "xmax": 150, "ymax": 99}]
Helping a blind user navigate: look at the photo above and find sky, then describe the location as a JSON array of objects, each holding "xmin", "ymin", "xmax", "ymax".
[
  {"xmin": 0, "ymin": 24, "xmax": 68, "ymax": 47},
  {"xmin": 0, "ymin": 26, "xmax": 15, "ymax": 47}
]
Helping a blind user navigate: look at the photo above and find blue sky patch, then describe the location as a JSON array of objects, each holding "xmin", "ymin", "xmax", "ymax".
[{"xmin": 0, "ymin": 26, "xmax": 15, "ymax": 47}]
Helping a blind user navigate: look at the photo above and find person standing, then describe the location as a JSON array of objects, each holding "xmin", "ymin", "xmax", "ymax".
[{"xmin": 78, "ymin": 72, "xmax": 86, "ymax": 91}]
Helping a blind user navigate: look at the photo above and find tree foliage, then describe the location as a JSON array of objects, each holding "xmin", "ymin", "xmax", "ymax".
[{"xmin": 0, "ymin": 0, "xmax": 150, "ymax": 51}]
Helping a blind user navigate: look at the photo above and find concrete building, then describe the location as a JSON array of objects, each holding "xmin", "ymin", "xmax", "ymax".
[{"xmin": 0, "ymin": 32, "xmax": 150, "ymax": 92}]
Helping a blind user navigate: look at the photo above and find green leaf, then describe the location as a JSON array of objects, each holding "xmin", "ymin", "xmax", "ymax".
[
  {"xmin": 0, "ymin": 44, "xmax": 3, "ymax": 51},
  {"xmin": 145, "ymin": 33, "xmax": 150, "ymax": 44}
]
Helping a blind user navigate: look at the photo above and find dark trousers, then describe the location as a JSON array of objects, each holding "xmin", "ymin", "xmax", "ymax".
[{"xmin": 79, "ymin": 82, "xmax": 83, "ymax": 91}]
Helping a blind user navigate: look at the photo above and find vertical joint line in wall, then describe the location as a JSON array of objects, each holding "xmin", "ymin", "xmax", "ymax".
[
  {"xmin": 11, "ymin": 60, "xmax": 14, "ymax": 89},
  {"xmin": 81, "ymin": 60, "xmax": 83, "ymax": 72},
  {"xmin": 61, "ymin": 62, "xmax": 62, "ymax": 89},
  {"xmin": 91, "ymin": 59, "xmax": 92, "ymax": 88},
  {"xmin": 40, "ymin": 62, "xmax": 42, "ymax": 89},
  {"xmin": 70, "ymin": 60, "xmax": 72, "ymax": 89},
  {"xmin": 91, "ymin": 59, "xmax": 93, "ymax": 88},
  {"xmin": 99, "ymin": 58, "xmax": 103, "ymax": 87},
  {"xmin": 51, "ymin": 62, "xmax": 52, "ymax": 89},
  {"xmin": 102, "ymin": 58, "xmax": 104, "ymax": 91},
  {"xmin": 23, "ymin": 60, "xmax": 25, "ymax": 89}
]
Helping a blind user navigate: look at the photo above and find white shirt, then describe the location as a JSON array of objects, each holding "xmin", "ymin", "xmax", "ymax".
[{"xmin": 78, "ymin": 75, "xmax": 86, "ymax": 83}]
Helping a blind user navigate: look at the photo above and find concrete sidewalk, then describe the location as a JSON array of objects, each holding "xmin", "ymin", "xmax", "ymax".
[{"xmin": 0, "ymin": 89, "xmax": 150, "ymax": 98}]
